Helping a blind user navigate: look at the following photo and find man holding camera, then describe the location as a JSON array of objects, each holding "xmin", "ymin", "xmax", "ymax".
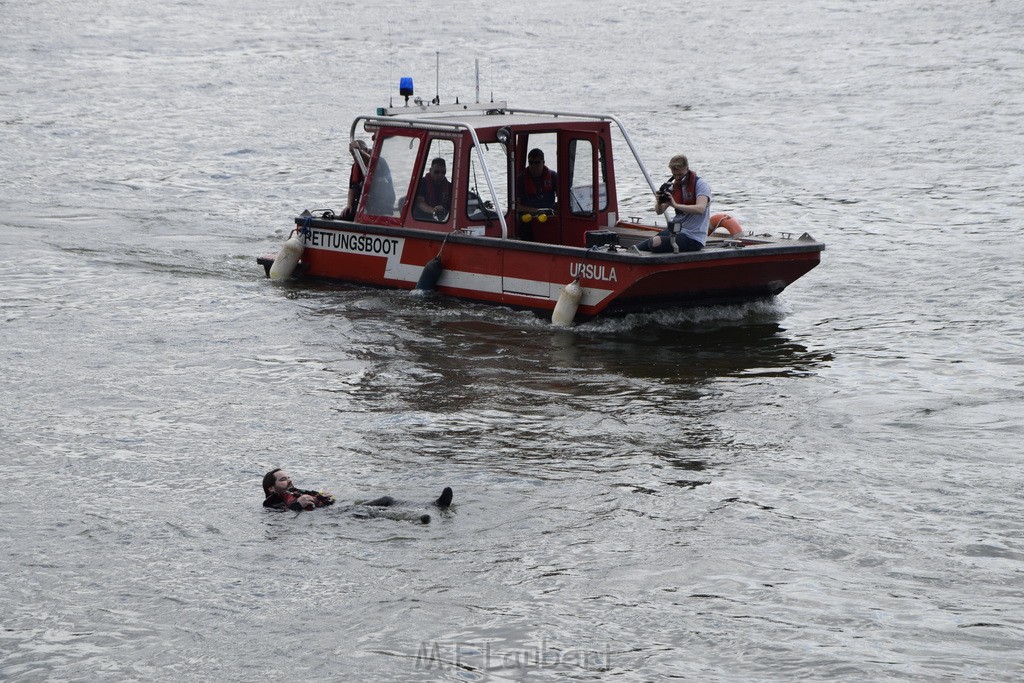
[{"xmin": 632, "ymin": 154, "xmax": 711, "ymax": 253}]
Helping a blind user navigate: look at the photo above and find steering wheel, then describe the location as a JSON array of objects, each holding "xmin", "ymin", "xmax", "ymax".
[{"xmin": 467, "ymin": 190, "xmax": 498, "ymax": 220}]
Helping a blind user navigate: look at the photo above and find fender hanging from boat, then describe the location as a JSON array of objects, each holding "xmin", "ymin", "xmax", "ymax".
[
  {"xmin": 415, "ymin": 255, "xmax": 444, "ymax": 291},
  {"xmin": 269, "ymin": 229, "xmax": 305, "ymax": 281},
  {"xmin": 551, "ymin": 278, "xmax": 583, "ymax": 327}
]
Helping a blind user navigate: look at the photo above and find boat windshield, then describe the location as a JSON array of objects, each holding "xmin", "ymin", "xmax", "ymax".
[
  {"xmin": 466, "ymin": 141, "xmax": 508, "ymax": 222},
  {"xmin": 365, "ymin": 135, "xmax": 421, "ymax": 217},
  {"xmin": 566, "ymin": 137, "xmax": 609, "ymax": 215}
]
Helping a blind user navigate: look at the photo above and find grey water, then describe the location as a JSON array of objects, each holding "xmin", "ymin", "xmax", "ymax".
[{"xmin": 2, "ymin": 0, "xmax": 1023, "ymax": 680}]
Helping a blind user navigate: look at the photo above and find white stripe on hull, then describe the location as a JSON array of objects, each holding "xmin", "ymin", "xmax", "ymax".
[{"xmin": 305, "ymin": 228, "xmax": 614, "ymax": 307}]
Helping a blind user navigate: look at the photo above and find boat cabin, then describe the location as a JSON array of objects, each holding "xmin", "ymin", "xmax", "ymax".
[{"xmin": 351, "ymin": 104, "xmax": 631, "ymax": 247}]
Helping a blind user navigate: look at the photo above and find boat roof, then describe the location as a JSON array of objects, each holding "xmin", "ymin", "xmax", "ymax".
[{"xmin": 359, "ymin": 102, "xmax": 616, "ymax": 136}]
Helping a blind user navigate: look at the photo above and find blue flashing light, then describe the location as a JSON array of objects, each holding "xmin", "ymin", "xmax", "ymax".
[{"xmin": 399, "ymin": 77, "xmax": 414, "ymax": 97}]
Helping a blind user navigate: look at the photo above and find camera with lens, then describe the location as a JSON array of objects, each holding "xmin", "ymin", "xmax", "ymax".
[{"xmin": 657, "ymin": 182, "xmax": 673, "ymax": 204}]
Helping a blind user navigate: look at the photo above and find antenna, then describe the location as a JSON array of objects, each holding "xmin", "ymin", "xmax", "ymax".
[
  {"xmin": 434, "ymin": 51, "xmax": 440, "ymax": 105},
  {"xmin": 475, "ymin": 59, "xmax": 480, "ymax": 104},
  {"xmin": 388, "ymin": 23, "xmax": 394, "ymax": 107}
]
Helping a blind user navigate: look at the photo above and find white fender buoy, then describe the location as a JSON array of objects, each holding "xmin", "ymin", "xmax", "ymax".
[
  {"xmin": 551, "ymin": 278, "xmax": 582, "ymax": 327},
  {"xmin": 269, "ymin": 232, "xmax": 304, "ymax": 281}
]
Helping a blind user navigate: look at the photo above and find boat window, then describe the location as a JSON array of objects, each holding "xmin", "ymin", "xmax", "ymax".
[
  {"xmin": 466, "ymin": 141, "xmax": 508, "ymax": 222},
  {"xmin": 598, "ymin": 138, "xmax": 608, "ymax": 212},
  {"xmin": 413, "ymin": 138, "xmax": 455, "ymax": 223},
  {"xmin": 567, "ymin": 138, "xmax": 597, "ymax": 216},
  {"xmin": 522, "ymin": 132, "xmax": 557, "ymax": 189},
  {"xmin": 365, "ymin": 135, "xmax": 421, "ymax": 217},
  {"xmin": 525, "ymin": 133, "xmax": 556, "ymax": 157}
]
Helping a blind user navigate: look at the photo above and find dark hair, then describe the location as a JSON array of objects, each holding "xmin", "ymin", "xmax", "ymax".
[
  {"xmin": 528, "ymin": 148, "xmax": 544, "ymax": 161},
  {"xmin": 262, "ymin": 468, "xmax": 282, "ymax": 497}
]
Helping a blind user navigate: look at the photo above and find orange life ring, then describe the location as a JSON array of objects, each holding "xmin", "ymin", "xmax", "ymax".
[{"xmin": 709, "ymin": 212, "xmax": 744, "ymax": 236}]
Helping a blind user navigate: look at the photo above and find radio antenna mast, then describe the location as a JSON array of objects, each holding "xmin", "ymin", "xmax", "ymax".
[
  {"xmin": 388, "ymin": 23, "xmax": 394, "ymax": 107},
  {"xmin": 434, "ymin": 51, "xmax": 440, "ymax": 104}
]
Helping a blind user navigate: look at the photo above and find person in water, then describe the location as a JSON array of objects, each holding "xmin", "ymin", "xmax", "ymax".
[
  {"xmin": 262, "ymin": 469, "xmax": 454, "ymax": 520},
  {"xmin": 413, "ymin": 157, "xmax": 453, "ymax": 222},
  {"xmin": 262, "ymin": 469, "xmax": 336, "ymax": 511},
  {"xmin": 632, "ymin": 154, "xmax": 711, "ymax": 253}
]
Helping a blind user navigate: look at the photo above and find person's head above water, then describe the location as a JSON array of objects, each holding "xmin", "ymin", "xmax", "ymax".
[{"xmin": 262, "ymin": 468, "xmax": 292, "ymax": 497}]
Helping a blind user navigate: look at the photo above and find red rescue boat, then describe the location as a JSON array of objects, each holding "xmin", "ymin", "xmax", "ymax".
[{"xmin": 259, "ymin": 101, "xmax": 823, "ymax": 324}]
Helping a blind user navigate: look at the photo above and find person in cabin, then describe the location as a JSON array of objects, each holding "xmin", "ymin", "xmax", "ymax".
[
  {"xmin": 364, "ymin": 157, "xmax": 397, "ymax": 217},
  {"xmin": 413, "ymin": 157, "xmax": 452, "ymax": 222},
  {"xmin": 516, "ymin": 148, "xmax": 558, "ymax": 240},
  {"xmin": 631, "ymin": 154, "xmax": 711, "ymax": 253},
  {"xmin": 341, "ymin": 139, "xmax": 372, "ymax": 221},
  {"xmin": 261, "ymin": 468, "xmax": 455, "ymax": 518}
]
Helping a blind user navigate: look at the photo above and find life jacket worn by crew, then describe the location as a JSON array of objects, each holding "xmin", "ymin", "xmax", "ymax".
[
  {"xmin": 350, "ymin": 163, "xmax": 365, "ymax": 193},
  {"xmin": 342, "ymin": 163, "xmax": 366, "ymax": 221},
  {"xmin": 264, "ymin": 487, "xmax": 336, "ymax": 511},
  {"xmin": 670, "ymin": 170, "xmax": 699, "ymax": 205},
  {"xmin": 520, "ymin": 167, "xmax": 557, "ymax": 209},
  {"xmin": 418, "ymin": 176, "xmax": 452, "ymax": 211}
]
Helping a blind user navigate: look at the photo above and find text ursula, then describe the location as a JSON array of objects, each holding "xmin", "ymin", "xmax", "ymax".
[{"xmin": 569, "ymin": 262, "xmax": 617, "ymax": 283}]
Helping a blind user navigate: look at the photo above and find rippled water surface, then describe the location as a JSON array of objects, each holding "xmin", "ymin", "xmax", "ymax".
[{"xmin": 2, "ymin": 0, "xmax": 1023, "ymax": 680}]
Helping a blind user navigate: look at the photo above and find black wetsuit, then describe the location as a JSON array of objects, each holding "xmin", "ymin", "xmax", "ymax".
[{"xmin": 263, "ymin": 487, "xmax": 336, "ymax": 511}]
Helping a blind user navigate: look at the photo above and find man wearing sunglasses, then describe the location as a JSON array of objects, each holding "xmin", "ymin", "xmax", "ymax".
[
  {"xmin": 414, "ymin": 157, "xmax": 453, "ymax": 222},
  {"xmin": 516, "ymin": 148, "xmax": 558, "ymax": 240}
]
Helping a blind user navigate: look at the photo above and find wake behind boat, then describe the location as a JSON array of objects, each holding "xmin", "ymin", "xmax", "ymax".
[{"xmin": 259, "ymin": 98, "xmax": 823, "ymax": 324}]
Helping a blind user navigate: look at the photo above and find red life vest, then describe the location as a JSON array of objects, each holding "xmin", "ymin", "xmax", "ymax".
[
  {"xmin": 264, "ymin": 487, "xmax": 335, "ymax": 510},
  {"xmin": 349, "ymin": 162, "xmax": 365, "ymax": 188},
  {"xmin": 419, "ymin": 175, "xmax": 452, "ymax": 209},
  {"xmin": 671, "ymin": 171, "xmax": 699, "ymax": 205},
  {"xmin": 522, "ymin": 166, "xmax": 555, "ymax": 196}
]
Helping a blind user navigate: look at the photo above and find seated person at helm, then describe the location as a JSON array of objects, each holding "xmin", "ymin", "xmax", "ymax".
[
  {"xmin": 413, "ymin": 158, "xmax": 452, "ymax": 222},
  {"xmin": 516, "ymin": 149, "xmax": 558, "ymax": 240}
]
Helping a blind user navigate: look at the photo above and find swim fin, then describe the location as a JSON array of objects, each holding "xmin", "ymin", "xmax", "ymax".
[{"xmin": 435, "ymin": 486, "xmax": 453, "ymax": 509}]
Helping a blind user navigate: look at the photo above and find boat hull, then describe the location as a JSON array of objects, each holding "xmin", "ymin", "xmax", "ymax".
[{"xmin": 273, "ymin": 217, "xmax": 823, "ymax": 319}]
